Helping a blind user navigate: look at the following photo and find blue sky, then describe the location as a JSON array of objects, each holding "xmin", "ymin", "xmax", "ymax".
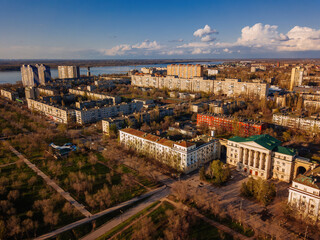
[{"xmin": 1, "ymin": 0, "xmax": 320, "ymax": 59}]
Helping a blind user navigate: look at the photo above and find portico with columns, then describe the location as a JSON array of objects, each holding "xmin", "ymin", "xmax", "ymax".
[{"xmin": 227, "ymin": 134, "xmax": 296, "ymax": 182}]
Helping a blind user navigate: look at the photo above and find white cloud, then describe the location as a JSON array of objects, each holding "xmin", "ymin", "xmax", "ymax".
[
  {"xmin": 278, "ymin": 26, "xmax": 320, "ymax": 51},
  {"xmin": 200, "ymin": 35, "xmax": 216, "ymax": 42},
  {"xmin": 102, "ymin": 40, "xmax": 162, "ymax": 56},
  {"xmin": 193, "ymin": 25, "xmax": 218, "ymax": 37},
  {"xmin": 223, "ymin": 48, "xmax": 232, "ymax": 53}
]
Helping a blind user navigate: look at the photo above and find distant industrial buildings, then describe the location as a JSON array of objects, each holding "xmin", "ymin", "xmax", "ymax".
[
  {"xmin": 58, "ymin": 66, "xmax": 80, "ymax": 79},
  {"xmin": 119, "ymin": 128, "xmax": 220, "ymax": 173}
]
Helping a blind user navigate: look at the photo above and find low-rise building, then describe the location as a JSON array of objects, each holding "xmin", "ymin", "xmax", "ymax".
[
  {"xmin": 27, "ymin": 98, "xmax": 74, "ymax": 124},
  {"xmin": 288, "ymin": 167, "xmax": 320, "ymax": 220},
  {"xmin": 273, "ymin": 113, "xmax": 320, "ymax": 132},
  {"xmin": 226, "ymin": 134, "xmax": 298, "ymax": 182},
  {"xmin": 69, "ymin": 89, "xmax": 121, "ymax": 104},
  {"xmin": 0, "ymin": 89, "xmax": 19, "ymax": 101},
  {"xmin": 197, "ymin": 113, "xmax": 266, "ymax": 137},
  {"xmin": 119, "ymin": 128, "xmax": 220, "ymax": 173}
]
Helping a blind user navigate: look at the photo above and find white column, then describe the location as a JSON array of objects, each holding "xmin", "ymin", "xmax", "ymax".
[
  {"xmin": 259, "ymin": 152, "xmax": 263, "ymax": 170},
  {"xmin": 254, "ymin": 151, "xmax": 258, "ymax": 169},
  {"xmin": 248, "ymin": 150, "xmax": 252, "ymax": 167}
]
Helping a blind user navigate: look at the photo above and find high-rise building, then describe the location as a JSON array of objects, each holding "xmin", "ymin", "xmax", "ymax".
[
  {"xmin": 167, "ymin": 64, "xmax": 203, "ymax": 79},
  {"xmin": 290, "ymin": 67, "xmax": 304, "ymax": 91},
  {"xmin": 36, "ymin": 64, "xmax": 51, "ymax": 85},
  {"xmin": 21, "ymin": 65, "xmax": 39, "ymax": 87},
  {"xmin": 58, "ymin": 66, "xmax": 80, "ymax": 79}
]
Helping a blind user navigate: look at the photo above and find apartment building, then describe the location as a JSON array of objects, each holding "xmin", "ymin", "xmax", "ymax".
[
  {"xmin": 273, "ymin": 113, "xmax": 320, "ymax": 132},
  {"xmin": 21, "ymin": 64, "xmax": 51, "ymax": 87},
  {"xmin": 227, "ymin": 134, "xmax": 297, "ymax": 182},
  {"xmin": 167, "ymin": 64, "xmax": 203, "ymax": 79},
  {"xmin": 197, "ymin": 113, "xmax": 266, "ymax": 137},
  {"xmin": 102, "ymin": 107, "xmax": 174, "ymax": 135},
  {"xmin": 58, "ymin": 66, "xmax": 80, "ymax": 79},
  {"xmin": 0, "ymin": 89, "xmax": 19, "ymax": 101},
  {"xmin": 75, "ymin": 101, "xmax": 143, "ymax": 124},
  {"xmin": 21, "ymin": 65, "xmax": 39, "ymax": 87},
  {"xmin": 288, "ymin": 167, "xmax": 320, "ymax": 220},
  {"xmin": 27, "ymin": 98, "xmax": 73, "ymax": 124},
  {"xmin": 213, "ymin": 79, "xmax": 269, "ymax": 99},
  {"xmin": 131, "ymin": 74, "xmax": 214, "ymax": 93},
  {"xmin": 131, "ymin": 74, "xmax": 268, "ymax": 98},
  {"xmin": 69, "ymin": 89, "xmax": 121, "ymax": 104},
  {"xmin": 119, "ymin": 128, "xmax": 220, "ymax": 173},
  {"xmin": 290, "ymin": 67, "xmax": 304, "ymax": 91}
]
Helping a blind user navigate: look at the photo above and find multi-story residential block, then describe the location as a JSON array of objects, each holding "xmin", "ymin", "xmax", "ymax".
[
  {"xmin": 131, "ymin": 74, "xmax": 214, "ymax": 93},
  {"xmin": 197, "ymin": 113, "xmax": 266, "ymax": 137},
  {"xmin": 21, "ymin": 65, "xmax": 39, "ymax": 87},
  {"xmin": 36, "ymin": 64, "xmax": 51, "ymax": 85},
  {"xmin": 68, "ymin": 89, "xmax": 121, "ymax": 104},
  {"xmin": 0, "ymin": 89, "xmax": 19, "ymax": 101},
  {"xmin": 75, "ymin": 101, "xmax": 143, "ymax": 124},
  {"xmin": 27, "ymin": 98, "xmax": 74, "ymax": 124},
  {"xmin": 213, "ymin": 79, "xmax": 269, "ymax": 99},
  {"xmin": 273, "ymin": 113, "xmax": 320, "ymax": 132},
  {"xmin": 288, "ymin": 167, "xmax": 320, "ymax": 220},
  {"xmin": 290, "ymin": 67, "xmax": 304, "ymax": 91},
  {"xmin": 132, "ymin": 74, "xmax": 269, "ymax": 98},
  {"xmin": 207, "ymin": 69, "xmax": 219, "ymax": 76},
  {"xmin": 58, "ymin": 66, "xmax": 80, "ymax": 79},
  {"xmin": 167, "ymin": 64, "xmax": 203, "ymax": 79},
  {"xmin": 102, "ymin": 107, "xmax": 174, "ymax": 135},
  {"xmin": 119, "ymin": 128, "xmax": 220, "ymax": 173},
  {"xmin": 21, "ymin": 64, "xmax": 51, "ymax": 87},
  {"xmin": 226, "ymin": 134, "xmax": 297, "ymax": 182}
]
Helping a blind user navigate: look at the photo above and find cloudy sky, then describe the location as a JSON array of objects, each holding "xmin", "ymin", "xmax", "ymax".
[{"xmin": 1, "ymin": 0, "xmax": 320, "ymax": 59}]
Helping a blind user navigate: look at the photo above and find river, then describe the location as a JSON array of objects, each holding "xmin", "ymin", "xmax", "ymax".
[{"xmin": 0, "ymin": 61, "xmax": 221, "ymax": 84}]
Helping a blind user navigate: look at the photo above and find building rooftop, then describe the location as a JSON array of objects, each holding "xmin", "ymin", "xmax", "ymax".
[
  {"xmin": 175, "ymin": 141, "xmax": 195, "ymax": 148},
  {"xmin": 229, "ymin": 134, "xmax": 295, "ymax": 155}
]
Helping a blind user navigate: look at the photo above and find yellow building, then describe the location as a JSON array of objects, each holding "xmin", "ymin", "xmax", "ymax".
[
  {"xmin": 290, "ymin": 67, "xmax": 304, "ymax": 91},
  {"xmin": 167, "ymin": 64, "xmax": 203, "ymax": 79}
]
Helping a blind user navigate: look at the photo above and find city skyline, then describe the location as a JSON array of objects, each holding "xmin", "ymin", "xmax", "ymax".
[{"xmin": 1, "ymin": 0, "xmax": 320, "ymax": 59}]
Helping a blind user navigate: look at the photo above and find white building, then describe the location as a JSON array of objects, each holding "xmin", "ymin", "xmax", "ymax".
[
  {"xmin": 288, "ymin": 167, "xmax": 320, "ymax": 220},
  {"xmin": 273, "ymin": 113, "xmax": 320, "ymax": 132},
  {"xmin": 119, "ymin": 128, "xmax": 220, "ymax": 173},
  {"xmin": 227, "ymin": 134, "xmax": 297, "ymax": 182},
  {"xmin": 208, "ymin": 69, "xmax": 219, "ymax": 76}
]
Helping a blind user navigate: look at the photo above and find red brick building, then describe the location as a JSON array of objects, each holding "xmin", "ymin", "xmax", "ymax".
[{"xmin": 197, "ymin": 113, "xmax": 267, "ymax": 137}]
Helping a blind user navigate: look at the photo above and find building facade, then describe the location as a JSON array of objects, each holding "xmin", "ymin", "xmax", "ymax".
[
  {"xmin": 197, "ymin": 113, "xmax": 266, "ymax": 137},
  {"xmin": 0, "ymin": 89, "xmax": 18, "ymax": 101},
  {"xmin": 226, "ymin": 134, "xmax": 297, "ymax": 182},
  {"xmin": 68, "ymin": 89, "xmax": 121, "ymax": 104},
  {"xmin": 131, "ymin": 75, "xmax": 268, "ymax": 98},
  {"xmin": 119, "ymin": 128, "xmax": 220, "ymax": 173},
  {"xmin": 36, "ymin": 64, "xmax": 51, "ymax": 85},
  {"xmin": 288, "ymin": 168, "xmax": 320, "ymax": 220},
  {"xmin": 167, "ymin": 64, "xmax": 203, "ymax": 79},
  {"xmin": 290, "ymin": 67, "xmax": 304, "ymax": 91},
  {"xmin": 58, "ymin": 66, "xmax": 80, "ymax": 79},
  {"xmin": 21, "ymin": 65, "xmax": 39, "ymax": 87},
  {"xmin": 27, "ymin": 98, "xmax": 73, "ymax": 124},
  {"xmin": 273, "ymin": 113, "xmax": 320, "ymax": 132}
]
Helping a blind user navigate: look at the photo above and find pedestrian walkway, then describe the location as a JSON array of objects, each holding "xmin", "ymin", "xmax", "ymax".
[
  {"xmin": 0, "ymin": 160, "xmax": 21, "ymax": 168},
  {"xmin": 34, "ymin": 186, "xmax": 167, "ymax": 240},
  {"xmin": 8, "ymin": 144, "xmax": 92, "ymax": 218}
]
